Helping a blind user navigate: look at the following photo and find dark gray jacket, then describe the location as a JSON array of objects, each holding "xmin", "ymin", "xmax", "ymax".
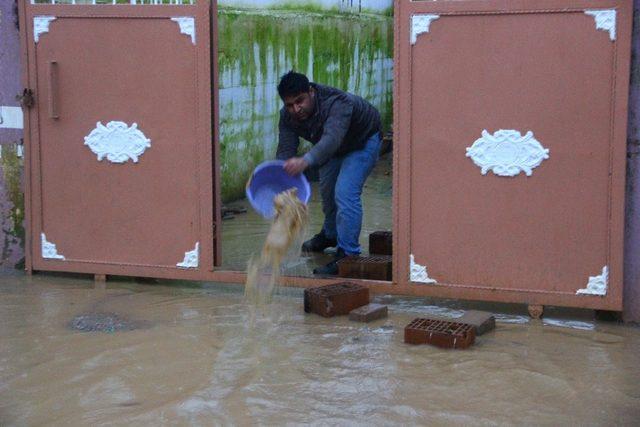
[{"xmin": 276, "ymin": 83, "xmax": 381, "ymax": 167}]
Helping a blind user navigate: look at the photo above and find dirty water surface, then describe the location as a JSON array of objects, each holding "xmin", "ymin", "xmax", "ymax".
[{"xmin": 1, "ymin": 274, "xmax": 639, "ymax": 426}]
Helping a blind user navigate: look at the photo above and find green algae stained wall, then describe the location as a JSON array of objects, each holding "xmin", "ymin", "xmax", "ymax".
[
  {"xmin": 0, "ymin": 144, "xmax": 25, "ymax": 269},
  {"xmin": 217, "ymin": 9, "xmax": 393, "ymax": 202}
]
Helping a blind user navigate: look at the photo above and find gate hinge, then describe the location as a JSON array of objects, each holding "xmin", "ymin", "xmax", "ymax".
[{"xmin": 16, "ymin": 89, "xmax": 35, "ymax": 109}]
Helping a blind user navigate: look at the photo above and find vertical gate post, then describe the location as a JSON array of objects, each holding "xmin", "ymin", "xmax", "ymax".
[{"xmin": 624, "ymin": 0, "xmax": 640, "ymax": 323}]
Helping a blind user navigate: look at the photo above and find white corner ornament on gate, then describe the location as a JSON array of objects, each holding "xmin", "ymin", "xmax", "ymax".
[
  {"xmin": 84, "ymin": 121, "xmax": 151, "ymax": 164},
  {"xmin": 585, "ymin": 10, "xmax": 616, "ymax": 41},
  {"xmin": 576, "ymin": 266, "xmax": 608, "ymax": 296},
  {"xmin": 177, "ymin": 242, "xmax": 199, "ymax": 269},
  {"xmin": 410, "ymin": 254, "xmax": 436, "ymax": 284},
  {"xmin": 34, "ymin": 16, "xmax": 56, "ymax": 43},
  {"xmin": 466, "ymin": 130, "xmax": 550, "ymax": 177},
  {"xmin": 41, "ymin": 233, "xmax": 65, "ymax": 260},
  {"xmin": 171, "ymin": 17, "xmax": 196, "ymax": 45},
  {"xmin": 411, "ymin": 14, "xmax": 440, "ymax": 45}
]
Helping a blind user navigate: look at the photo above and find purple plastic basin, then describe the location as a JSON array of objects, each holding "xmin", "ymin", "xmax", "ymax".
[{"xmin": 246, "ymin": 160, "xmax": 311, "ymax": 219}]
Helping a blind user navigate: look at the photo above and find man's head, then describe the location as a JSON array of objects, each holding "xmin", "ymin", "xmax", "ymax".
[{"xmin": 277, "ymin": 71, "xmax": 315, "ymax": 121}]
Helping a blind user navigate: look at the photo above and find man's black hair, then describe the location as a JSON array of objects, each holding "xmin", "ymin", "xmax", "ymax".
[{"xmin": 277, "ymin": 71, "xmax": 311, "ymax": 100}]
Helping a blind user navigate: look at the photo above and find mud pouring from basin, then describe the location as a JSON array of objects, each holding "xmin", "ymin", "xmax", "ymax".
[{"xmin": 246, "ymin": 160, "xmax": 311, "ymax": 219}]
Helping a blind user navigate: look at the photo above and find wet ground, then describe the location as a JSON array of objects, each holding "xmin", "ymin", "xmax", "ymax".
[
  {"xmin": 220, "ymin": 152, "xmax": 393, "ymax": 275},
  {"xmin": 1, "ymin": 273, "xmax": 639, "ymax": 425},
  {"xmin": 3, "ymin": 152, "xmax": 640, "ymax": 424}
]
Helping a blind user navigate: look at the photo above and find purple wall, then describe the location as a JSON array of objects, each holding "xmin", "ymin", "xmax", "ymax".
[
  {"xmin": 623, "ymin": 1, "xmax": 640, "ymax": 322},
  {"xmin": 0, "ymin": 0, "xmax": 22, "ymax": 144}
]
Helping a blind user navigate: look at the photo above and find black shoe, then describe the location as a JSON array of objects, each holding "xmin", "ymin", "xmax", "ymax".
[
  {"xmin": 302, "ymin": 231, "xmax": 337, "ymax": 253},
  {"xmin": 313, "ymin": 248, "xmax": 347, "ymax": 276}
]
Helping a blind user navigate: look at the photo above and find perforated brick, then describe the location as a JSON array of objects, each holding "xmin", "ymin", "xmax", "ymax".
[
  {"xmin": 404, "ymin": 318, "xmax": 475, "ymax": 349},
  {"xmin": 337, "ymin": 255, "xmax": 392, "ymax": 281},
  {"xmin": 304, "ymin": 282, "xmax": 369, "ymax": 317}
]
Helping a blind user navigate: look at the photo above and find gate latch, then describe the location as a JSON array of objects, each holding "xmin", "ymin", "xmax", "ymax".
[{"xmin": 16, "ymin": 89, "xmax": 35, "ymax": 109}]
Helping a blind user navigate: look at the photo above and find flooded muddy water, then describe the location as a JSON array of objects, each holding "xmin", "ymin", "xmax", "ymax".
[{"xmin": 1, "ymin": 273, "xmax": 639, "ymax": 425}]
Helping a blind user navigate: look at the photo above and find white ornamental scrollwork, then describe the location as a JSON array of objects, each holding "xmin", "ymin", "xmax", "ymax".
[
  {"xmin": 466, "ymin": 129, "xmax": 550, "ymax": 177},
  {"xmin": 41, "ymin": 233, "xmax": 65, "ymax": 260},
  {"xmin": 576, "ymin": 266, "xmax": 608, "ymax": 296},
  {"xmin": 177, "ymin": 242, "xmax": 199, "ymax": 269},
  {"xmin": 34, "ymin": 16, "xmax": 56, "ymax": 43},
  {"xmin": 410, "ymin": 254, "xmax": 436, "ymax": 284},
  {"xmin": 411, "ymin": 14, "xmax": 440, "ymax": 45},
  {"xmin": 84, "ymin": 121, "xmax": 151, "ymax": 164},
  {"xmin": 585, "ymin": 10, "xmax": 616, "ymax": 41},
  {"xmin": 171, "ymin": 17, "xmax": 196, "ymax": 45}
]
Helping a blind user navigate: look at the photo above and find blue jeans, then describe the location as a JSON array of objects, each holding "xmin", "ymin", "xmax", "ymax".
[{"xmin": 318, "ymin": 132, "xmax": 382, "ymax": 255}]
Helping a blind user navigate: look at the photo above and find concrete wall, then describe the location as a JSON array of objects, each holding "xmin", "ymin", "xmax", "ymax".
[
  {"xmin": 219, "ymin": 0, "xmax": 392, "ymax": 14},
  {"xmin": 217, "ymin": 8, "xmax": 393, "ymax": 201}
]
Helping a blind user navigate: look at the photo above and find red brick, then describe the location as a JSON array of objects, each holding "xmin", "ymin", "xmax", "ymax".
[
  {"xmin": 304, "ymin": 282, "xmax": 369, "ymax": 317},
  {"xmin": 349, "ymin": 303, "xmax": 388, "ymax": 322},
  {"xmin": 337, "ymin": 255, "xmax": 392, "ymax": 281},
  {"xmin": 458, "ymin": 310, "xmax": 495, "ymax": 336},
  {"xmin": 369, "ymin": 231, "xmax": 392, "ymax": 256},
  {"xmin": 404, "ymin": 318, "xmax": 475, "ymax": 349}
]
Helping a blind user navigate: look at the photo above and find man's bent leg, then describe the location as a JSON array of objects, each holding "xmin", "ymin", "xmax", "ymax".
[
  {"xmin": 318, "ymin": 157, "xmax": 341, "ymax": 240},
  {"xmin": 334, "ymin": 133, "xmax": 382, "ymax": 255}
]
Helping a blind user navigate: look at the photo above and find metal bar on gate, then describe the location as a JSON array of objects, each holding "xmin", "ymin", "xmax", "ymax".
[{"xmin": 48, "ymin": 61, "xmax": 59, "ymax": 119}]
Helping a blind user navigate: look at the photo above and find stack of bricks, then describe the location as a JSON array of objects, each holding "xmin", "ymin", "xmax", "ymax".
[
  {"xmin": 337, "ymin": 255, "xmax": 392, "ymax": 281},
  {"xmin": 335, "ymin": 230, "xmax": 393, "ymax": 281}
]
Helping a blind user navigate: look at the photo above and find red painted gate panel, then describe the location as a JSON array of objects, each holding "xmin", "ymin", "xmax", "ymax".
[
  {"xmin": 21, "ymin": 1, "xmax": 218, "ymax": 280},
  {"xmin": 394, "ymin": 0, "xmax": 632, "ymax": 309}
]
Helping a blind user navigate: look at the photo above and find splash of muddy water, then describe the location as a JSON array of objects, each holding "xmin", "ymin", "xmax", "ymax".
[{"xmin": 244, "ymin": 188, "xmax": 308, "ymax": 304}]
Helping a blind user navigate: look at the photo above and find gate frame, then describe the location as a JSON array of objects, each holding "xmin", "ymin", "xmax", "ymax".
[
  {"xmin": 391, "ymin": 0, "xmax": 633, "ymax": 310},
  {"xmin": 17, "ymin": 0, "xmax": 635, "ymax": 312},
  {"xmin": 19, "ymin": 0, "xmax": 219, "ymax": 280}
]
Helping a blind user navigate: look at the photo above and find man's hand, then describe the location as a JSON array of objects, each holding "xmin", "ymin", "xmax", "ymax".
[{"xmin": 283, "ymin": 157, "xmax": 309, "ymax": 176}]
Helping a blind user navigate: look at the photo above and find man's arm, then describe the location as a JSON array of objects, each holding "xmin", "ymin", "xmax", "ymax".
[
  {"xmin": 276, "ymin": 113, "xmax": 300, "ymax": 160},
  {"xmin": 302, "ymin": 100, "xmax": 353, "ymax": 167}
]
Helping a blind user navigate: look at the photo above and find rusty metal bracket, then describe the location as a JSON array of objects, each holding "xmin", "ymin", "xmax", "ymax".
[{"xmin": 16, "ymin": 88, "xmax": 35, "ymax": 109}]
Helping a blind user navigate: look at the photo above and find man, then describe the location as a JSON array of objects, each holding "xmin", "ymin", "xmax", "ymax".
[{"xmin": 275, "ymin": 71, "xmax": 382, "ymax": 275}]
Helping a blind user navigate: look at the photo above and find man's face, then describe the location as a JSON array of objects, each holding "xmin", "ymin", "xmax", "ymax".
[{"xmin": 283, "ymin": 89, "xmax": 315, "ymax": 121}]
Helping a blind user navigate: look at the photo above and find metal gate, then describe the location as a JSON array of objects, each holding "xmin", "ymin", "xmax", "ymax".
[
  {"xmin": 20, "ymin": 0, "xmax": 635, "ymax": 311},
  {"xmin": 393, "ymin": 0, "xmax": 632, "ymax": 310},
  {"xmin": 20, "ymin": 0, "xmax": 219, "ymax": 280}
]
